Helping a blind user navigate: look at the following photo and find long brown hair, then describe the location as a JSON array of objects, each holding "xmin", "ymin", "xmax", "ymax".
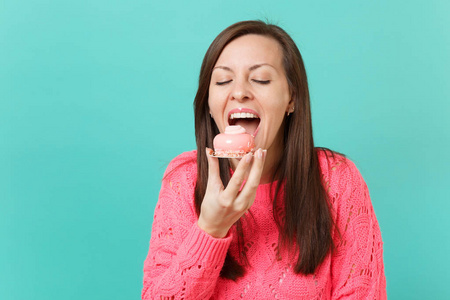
[{"xmin": 194, "ymin": 20, "xmax": 334, "ymax": 280}]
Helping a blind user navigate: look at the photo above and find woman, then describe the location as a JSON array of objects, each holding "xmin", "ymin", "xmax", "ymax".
[{"xmin": 142, "ymin": 20, "xmax": 386, "ymax": 299}]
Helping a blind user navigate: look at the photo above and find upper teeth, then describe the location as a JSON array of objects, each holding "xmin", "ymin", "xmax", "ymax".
[{"xmin": 230, "ymin": 112, "xmax": 258, "ymax": 119}]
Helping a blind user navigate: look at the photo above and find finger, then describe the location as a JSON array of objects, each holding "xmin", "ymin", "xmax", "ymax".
[
  {"xmin": 222, "ymin": 152, "xmax": 253, "ymax": 199},
  {"xmin": 237, "ymin": 149, "xmax": 266, "ymax": 208},
  {"xmin": 206, "ymin": 147, "xmax": 222, "ymax": 186}
]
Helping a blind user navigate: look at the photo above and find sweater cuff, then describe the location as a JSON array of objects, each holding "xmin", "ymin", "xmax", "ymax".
[{"xmin": 176, "ymin": 223, "xmax": 232, "ymax": 270}]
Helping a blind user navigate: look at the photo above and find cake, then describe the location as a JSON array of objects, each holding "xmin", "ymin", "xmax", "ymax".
[{"xmin": 213, "ymin": 125, "xmax": 255, "ymax": 158}]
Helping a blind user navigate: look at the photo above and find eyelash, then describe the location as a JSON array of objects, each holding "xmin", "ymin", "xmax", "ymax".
[
  {"xmin": 215, "ymin": 79, "xmax": 271, "ymax": 85},
  {"xmin": 253, "ymin": 79, "xmax": 270, "ymax": 85},
  {"xmin": 215, "ymin": 80, "xmax": 232, "ymax": 86}
]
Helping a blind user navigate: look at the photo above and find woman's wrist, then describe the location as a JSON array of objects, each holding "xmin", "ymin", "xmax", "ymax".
[{"xmin": 197, "ymin": 219, "xmax": 229, "ymax": 239}]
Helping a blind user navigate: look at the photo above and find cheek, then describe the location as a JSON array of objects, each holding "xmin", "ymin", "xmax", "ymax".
[
  {"xmin": 208, "ymin": 98, "xmax": 224, "ymax": 124},
  {"xmin": 209, "ymin": 86, "xmax": 228, "ymax": 100},
  {"xmin": 208, "ymin": 89, "xmax": 228, "ymax": 112},
  {"xmin": 262, "ymin": 90, "xmax": 290, "ymax": 134},
  {"xmin": 266, "ymin": 90, "xmax": 290, "ymax": 114}
]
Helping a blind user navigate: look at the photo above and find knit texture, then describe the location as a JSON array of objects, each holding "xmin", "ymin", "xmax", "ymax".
[{"xmin": 142, "ymin": 150, "xmax": 386, "ymax": 299}]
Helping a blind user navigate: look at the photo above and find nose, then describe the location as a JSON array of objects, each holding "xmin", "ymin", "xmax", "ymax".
[{"xmin": 231, "ymin": 80, "xmax": 252, "ymax": 102}]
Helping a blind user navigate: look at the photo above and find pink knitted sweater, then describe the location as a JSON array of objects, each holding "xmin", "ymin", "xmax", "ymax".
[{"xmin": 142, "ymin": 150, "xmax": 386, "ymax": 299}]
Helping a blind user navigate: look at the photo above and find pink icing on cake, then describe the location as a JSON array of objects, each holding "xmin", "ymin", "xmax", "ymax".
[{"xmin": 213, "ymin": 125, "xmax": 255, "ymax": 157}]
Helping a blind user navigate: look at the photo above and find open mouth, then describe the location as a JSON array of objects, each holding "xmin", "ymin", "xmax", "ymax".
[{"xmin": 228, "ymin": 109, "xmax": 261, "ymax": 136}]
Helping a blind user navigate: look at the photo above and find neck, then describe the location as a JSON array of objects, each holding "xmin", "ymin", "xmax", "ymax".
[{"xmin": 260, "ymin": 142, "xmax": 282, "ymax": 184}]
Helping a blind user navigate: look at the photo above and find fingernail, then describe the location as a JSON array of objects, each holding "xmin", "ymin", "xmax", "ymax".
[
  {"xmin": 257, "ymin": 148, "xmax": 263, "ymax": 159},
  {"xmin": 245, "ymin": 153, "xmax": 252, "ymax": 163},
  {"xmin": 262, "ymin": 149, "xmax": 267, "ymax": 159}
]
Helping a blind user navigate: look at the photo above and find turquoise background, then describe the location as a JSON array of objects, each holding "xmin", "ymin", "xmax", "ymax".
[{"xmin": 1, "ymin": 0, "xmax": 449, "ymax": 299}]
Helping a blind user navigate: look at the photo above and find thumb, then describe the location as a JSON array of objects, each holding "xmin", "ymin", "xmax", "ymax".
[{"xmin": 206, "ymin": 147, "xmax": 222, "ymax": 186}]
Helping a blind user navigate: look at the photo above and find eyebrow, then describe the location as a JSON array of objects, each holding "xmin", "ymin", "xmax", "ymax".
[
  {"xmin": 250, "ymin": 63, "xmax": 274, "ymax": 71},
  {"xmin": 213, "ymin": 63, "xmax": 276, "ymax": 72}
]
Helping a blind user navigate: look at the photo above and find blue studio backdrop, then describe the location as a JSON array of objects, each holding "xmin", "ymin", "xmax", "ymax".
[{"xmin": 1, "ymin": 0, "xmax": 449, "ymax": 299}]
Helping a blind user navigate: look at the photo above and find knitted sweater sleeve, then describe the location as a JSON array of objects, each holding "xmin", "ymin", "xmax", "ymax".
[
  {"xmin": 142, "ymin": 152, "xmax": 232, "ymax": 300},
  {"xmin": 326, "ymin": 156, "xmax": 387, "ymax": 299}
]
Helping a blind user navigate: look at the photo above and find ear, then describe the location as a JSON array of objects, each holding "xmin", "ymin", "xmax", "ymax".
[
  {"xmin": 287, "ymin": 90, "xmax": 295, "ymax": 111},
  {"xmin": 286, "ymin": 99, "xmax": 295, "ymax": 114}
]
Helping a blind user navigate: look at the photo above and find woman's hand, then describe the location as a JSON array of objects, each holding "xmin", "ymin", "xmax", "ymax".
[{"xmin": 197, "ymin": 148, "xmax": 267, "ymax": 238}]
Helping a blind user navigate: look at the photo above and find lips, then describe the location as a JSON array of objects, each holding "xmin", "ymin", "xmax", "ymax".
[{"xmin": 227, "ymin": 107, "xmax": 261, "ymax": 136}]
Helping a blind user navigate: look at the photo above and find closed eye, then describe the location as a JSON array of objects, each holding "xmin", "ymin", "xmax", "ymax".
[
  {"xmin": 215, "ymin": 80, "xmax": 232, "ymax": 86},
  {"xmin": 252, "ymin": 79, "xmax": 271, "ymax": 85}
]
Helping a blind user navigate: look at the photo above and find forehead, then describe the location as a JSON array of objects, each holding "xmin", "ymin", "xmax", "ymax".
[{"xmin": 215, "ymin": 34, "xmax": 284, "ymax": 69}]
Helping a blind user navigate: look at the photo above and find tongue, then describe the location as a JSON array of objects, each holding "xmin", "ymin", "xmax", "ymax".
[{"xmin": 234, "ymin": 119, "xmax": 259, "ymax": 135}]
